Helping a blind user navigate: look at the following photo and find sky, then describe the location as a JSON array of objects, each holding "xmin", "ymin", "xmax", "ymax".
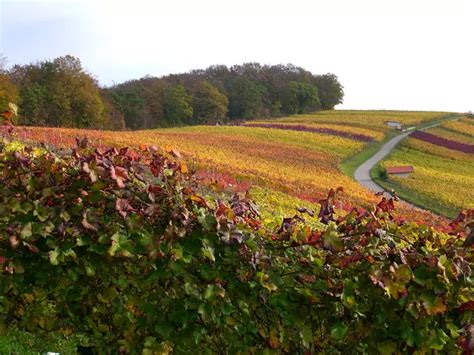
[{"xmin": 0, "ymin": 0, "xmax": 473, "ymax": 112}]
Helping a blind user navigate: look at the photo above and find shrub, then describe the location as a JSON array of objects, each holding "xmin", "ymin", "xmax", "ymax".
[{"xmin": 0, "ymin": 137, "xmax": 473, "ymax": 353}]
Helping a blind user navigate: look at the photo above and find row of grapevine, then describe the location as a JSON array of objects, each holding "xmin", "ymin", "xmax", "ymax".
[
  {"xmin": 244, "ymin": 123, "xmax": 374, "ymax": 142},
  {"xmin": 411, "ymin": 130, "xmax": 474, "ymax": 154}
]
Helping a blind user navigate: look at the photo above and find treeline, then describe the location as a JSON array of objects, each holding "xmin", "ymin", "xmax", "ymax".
[
  {"xmin": 1, "ymin": 56, "xmax": 124, "ymax": 130},
  {"xmin": 0, "ymin": 55, "xmax": 344, "ymax": 130}
]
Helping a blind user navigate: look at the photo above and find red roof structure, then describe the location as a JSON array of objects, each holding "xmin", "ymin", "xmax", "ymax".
[{"xmin": 386, "ymin": 166, "xmax": 414, "ymax": 174}]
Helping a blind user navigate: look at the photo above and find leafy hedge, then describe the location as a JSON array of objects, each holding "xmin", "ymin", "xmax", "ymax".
[{"xmin": 0, "ymin": 137, "xmax": 473, "ymax": 353}]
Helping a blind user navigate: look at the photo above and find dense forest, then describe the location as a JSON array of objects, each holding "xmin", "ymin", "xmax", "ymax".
[{"xmin": 0, "ymin": 55, "xmax": 344, "ymax": 130}]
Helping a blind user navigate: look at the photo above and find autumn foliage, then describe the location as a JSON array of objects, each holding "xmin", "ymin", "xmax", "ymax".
[{"xmin": 0, "ymin": 137, "xmax": 473, "ymax": 353}]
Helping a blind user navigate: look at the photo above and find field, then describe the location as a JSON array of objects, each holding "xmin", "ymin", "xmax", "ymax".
[
  {"xmin": 375, "ymin": 117, "xmax": 474, "ymax": 217},
  {"xmin": 1, "ymin": 110, "xmax": 473, "ymax": 353},
  {"xmin": 264, "ymin": 110, "xmax": 451, "ymax": 132},
  {"xmin": 7, "ymin": 110, "xmax": 455, "ymax": 225}
]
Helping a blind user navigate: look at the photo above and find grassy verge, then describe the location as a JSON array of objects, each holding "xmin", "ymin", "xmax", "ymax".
[{"xmin": 339, "ymin": 131, "xmax": 398, "ymax": 178}]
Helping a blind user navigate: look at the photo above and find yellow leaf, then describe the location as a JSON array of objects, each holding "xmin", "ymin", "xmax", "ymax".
[
  {"xmin": 24, "ymin": 293, "xmax": 35, "ymax": 303},
  {"xmin": 269, "ymin": 328, "xmax": 280, "ymax": 349},
  {"xmin": 423, "ymin": 295, "xmax": 447, "ymax": 315},
  {"xmin": 8, "ymin": 102, "xmax": 17, "ymax": 116}
]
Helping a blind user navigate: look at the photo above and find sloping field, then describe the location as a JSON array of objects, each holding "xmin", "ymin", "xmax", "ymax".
[
  {"xmin": 263, "ymin": 110, "xmax": 450, "ymax": 132},
  {"xmin": 9, "ymin": 110, "xmax": 453, "ymax": 224},
  {"xmin": 425, "ymin": 118, "xmax": 474, "ymax": 145},
  {"xmin": 376, "ymin": 117, "xmax": 474, "ymax": 217}
]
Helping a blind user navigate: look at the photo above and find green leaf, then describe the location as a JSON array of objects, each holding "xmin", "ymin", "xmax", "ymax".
[
  {"xmin": 342, "ymin": 280, "xmax": 356, "ymax": 308},
  {"xmin": 330, "ymin": 322, "xmax": 348, "ymax": 341},
  {"xmin": 413, "ymin": 265, "xmax": 430, "ymax": 286},
  {"xmin": 108, "ymin": 232, "xmax": 133, "ymax": 257},
  {"xmin": 401, "ymin": 325, "xmax": 415, "ymax": 347},
  {"xmin": 300, "ymin": 326, "xmax": 312, "ymax": 347},
  {"xmin": 20, "ymin": 222, "xmax": 32, "ymax": 239},
  {"xmin": 322, "ymin": 222, "xmax": 343, "ymax": 251},
  {"xmin": 377, "ymin": 341, "xmax": 396, "ymax": 355},
  {"xmin": 427, "ymin": 329, "xmax": 449, "ymax": 350},
  {"xmin": 446, "ymin": 323, "xmax": 460, "ymax": 338},
  {"xmin": 201, "ymin": 240, "xmax": 215, "ymax": 262},
  {"xmin": 198, "ymin": 303, "xmax": 213, "ymax": 321},
  {"xmin": 60, "ymin": 210, "xmax": 71, "ymax": 222},
  {"xmin": 49, "ymin": 249, "xmax": 59, "ymax": 265}
]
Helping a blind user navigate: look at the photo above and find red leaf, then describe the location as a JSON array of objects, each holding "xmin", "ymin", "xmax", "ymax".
[
  {"xmin": 458, "ymin": 301, "xmax": 474, "ymax": 313},
  {"xmin": 110, "ymin": 166, "xmax": 128, "ymax": 188},
  {"xmin": 115, "ymin": 198, "xmax": 134, "ymax": 218},
  {"xmin": 81, "ymin": 213, "xmax": 97, "ymax": 232},
  {"xmin": 9, "ymin": 235, "xmax": 19, "ymax": 249},
  {"xmin": 119, "ymin": 147, "xmax": 128, "ymax": 156},
  {"xmin": 115, "ymin": 166, "xmax": 129, "ymax": 180}
]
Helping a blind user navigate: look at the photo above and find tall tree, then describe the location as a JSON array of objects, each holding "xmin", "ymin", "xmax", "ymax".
[
  {"xmin": 314, "ymin": 73, "xmax": 344, "ymax": 109},
  {"xmin": 229, "ymin": 76, "xmax": 263, "ymax": 119},
  {"xmin": 192, "ymin": 81, "xmax": 228, "ymax": 124},
  {"xmin": 0, "ymin": 73, "xmax": 18, "ymax": 116},
  {"xmin": 10, "ymin": 55, "xmax": 107, "ymax": 128},
  {"xmin": 100, "ymin": 89, "xmax": 126, "ymax": 130},
  {"xmin": 285, "ymin": 81, "xmax": 320, "ymax": 114},
  {"xmin": 163, "ymin": 84, "xmax": 193, "ymax": 125},
  {"xmin": 0, "ymin": 54, "xmax": 18, "ymax": 116}
]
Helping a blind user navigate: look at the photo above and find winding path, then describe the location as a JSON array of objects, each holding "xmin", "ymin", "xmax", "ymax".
[
  {"xmin": 354, "ymin": 131, "xmax": 411, "ymax": 195},
  {"xmin": 353, "ymin": 119, "xmax": 456, "ymax": 197}
]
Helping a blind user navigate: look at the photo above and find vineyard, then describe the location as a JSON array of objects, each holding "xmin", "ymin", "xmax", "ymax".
[
  {"xmin": 1, "ymin": 110, "xmax": 473, "ymax": 352},
  {"xmin": 3, "ymin": 111, "xmax": 453, "ymax": 227},
  {"xmin": 0, "ymin": 133, "xmax": 473, "ymax": 353},
  {"xmin": 270, "ymin": 110, "xmax": 449, "ymax": 131},
  {"xmin": 376, "ymin": 117, "xmax": 474, "ymax": 217},
  {"xmin": 243, "ymin": 123, "xmax": 375, "ymax": 142}
]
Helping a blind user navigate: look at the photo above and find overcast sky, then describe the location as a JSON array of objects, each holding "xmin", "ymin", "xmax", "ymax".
[{"xmin": 1, "ymin": 0, "xmax": 472, "ymax": 112}]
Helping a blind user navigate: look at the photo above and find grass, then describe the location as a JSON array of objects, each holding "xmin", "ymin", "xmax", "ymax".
[
  {"xmin": 339, "ymin": 131, "xmax": 398, "ymax": 178},
  {"xmin": 371, "ymin": 165, "xmax": 459, "ymax": 219}
]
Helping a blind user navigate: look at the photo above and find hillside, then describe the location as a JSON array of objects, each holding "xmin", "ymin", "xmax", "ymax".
[
  {"xmin": 0, "ymin": 129, "xmax": 473, "ymax": 353},
  {"xmin": 7, "ymin": 110, "xmax": 460, "ymax": 226},
  {"xmin": 375, "ymin": 117, "xmax": 474, "ymax": 217}
]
